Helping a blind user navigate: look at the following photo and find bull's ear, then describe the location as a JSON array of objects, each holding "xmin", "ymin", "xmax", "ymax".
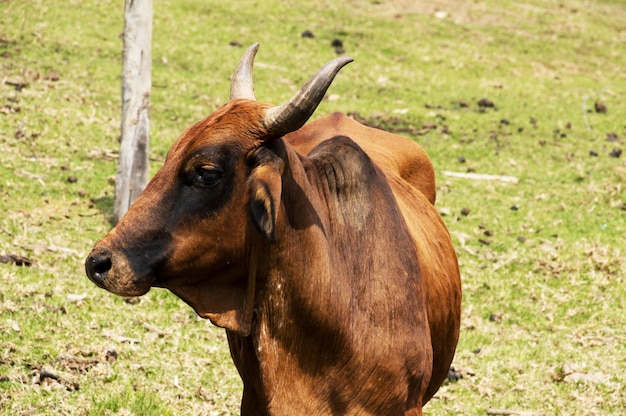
[{"xmin": 247, "ymin": 147, "xmax": 284, "ymax": 242}]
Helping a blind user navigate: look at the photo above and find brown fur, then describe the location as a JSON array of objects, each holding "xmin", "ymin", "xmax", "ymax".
[
  {"xmin": 86, "ymin": 101, "xmax": 461, "ymax": 415},
  {"xmin": 286, "ymin": 113, "xmax": 461, "ymax": 400}
]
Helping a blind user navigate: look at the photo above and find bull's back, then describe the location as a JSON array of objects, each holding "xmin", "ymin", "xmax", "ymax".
[{"xmin": 286, "ymin": 112, "xmax": 461, "ymax": 402}]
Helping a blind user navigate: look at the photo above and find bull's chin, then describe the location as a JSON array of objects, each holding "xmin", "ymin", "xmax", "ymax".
[
  {"xmin": 106, "ymin": 285, "xmax": 152, "ymax": 298},
  {"xmin": 101, "ymin": 273, "xmax": 155, "ymax": 297}
]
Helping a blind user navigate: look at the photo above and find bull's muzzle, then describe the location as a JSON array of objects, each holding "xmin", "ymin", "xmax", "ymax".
[
  {"xmin": 85, "ymin": 248, "xmax": 113, "ymax": 288},
  {"xmin": 85, "ymin": 244, "xmax": 153, "ymax": 297}
]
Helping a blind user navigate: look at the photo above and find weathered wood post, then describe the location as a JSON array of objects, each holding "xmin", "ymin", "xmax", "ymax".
[{"xmin": 114, "ymin": 0, "xmax": 153, "ymax": 224}]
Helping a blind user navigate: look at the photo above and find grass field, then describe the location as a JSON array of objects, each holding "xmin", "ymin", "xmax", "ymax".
[{"xmin": 1, "ymin": 0, "xmax": 625, "ymax": 414}]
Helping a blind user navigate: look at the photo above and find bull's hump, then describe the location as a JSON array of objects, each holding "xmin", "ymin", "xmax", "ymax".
[{"xmin": 307, "ymin": 135, "xmax": 377, "ymax": 230}]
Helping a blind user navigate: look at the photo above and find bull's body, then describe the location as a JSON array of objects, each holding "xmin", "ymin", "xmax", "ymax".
[
  {"xmin": 286, "ymin": 113, "xmax": 460, "ymax": 402},
  {"xmin": 86, "ymin": 44, "xmax": 461, "ymax": 415}
]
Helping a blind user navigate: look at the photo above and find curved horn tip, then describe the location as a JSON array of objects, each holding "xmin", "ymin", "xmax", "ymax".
[
  {"xmin": 263, "ymin": 55, "xmax": 355, "ymax": 139},
  {"xmin": 313, "ymin": 56, "xmax": 354, "ymax": 79},
  {"xmin": 334, "ymin": 56, "xmax": 354, "ymax": 66},
  {"xmin": 246, "ymin": 42, "xmax": 260, "ymax": 56},
  {"xmin": 230, "ymin": 42, "xmax": 261, "ymax": 101}
]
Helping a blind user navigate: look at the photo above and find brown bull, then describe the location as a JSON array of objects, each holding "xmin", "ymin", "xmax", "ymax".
[{"xmin": 86, "ymin": 43, "xmax": 461, "ymax": 415}]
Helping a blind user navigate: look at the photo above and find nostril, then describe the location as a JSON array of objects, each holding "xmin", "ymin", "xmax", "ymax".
[
  {"xmin": 92, "ymin": 255, "xmax": 112, "ymax": 275},
  {"xmin": 85, "ymin": 251, "xmax": 113, "ymax": 287}
]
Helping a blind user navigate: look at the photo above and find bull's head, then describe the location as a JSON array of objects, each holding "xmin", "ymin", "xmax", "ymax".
[{"xmin": 85, "ymin": 44, "xmax": 352, "ymax": 335}]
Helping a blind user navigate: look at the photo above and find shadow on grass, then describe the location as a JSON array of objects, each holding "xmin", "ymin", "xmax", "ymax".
[{"xmin": 91, "ymin": 194, "xmax": 116, "ymax": 227}]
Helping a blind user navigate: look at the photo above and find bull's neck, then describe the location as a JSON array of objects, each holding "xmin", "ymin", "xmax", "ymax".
[
  {"xmin": 251, "ymin": 225, "xmax": 344, "ymax": 414},
  {"xmin": 256, "ymin": 142, "xmax": 345, "ymax": 349},
  {"xmin": 244, "ymin": 145, "xmax": 347, "ymax": 413}
]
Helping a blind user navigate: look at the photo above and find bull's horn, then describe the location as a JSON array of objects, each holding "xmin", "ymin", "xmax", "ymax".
[
  {"xmin": 264, "ymin": 56, "xmax": 353, "ymax": 138},
  {"xmin": 230, "ymin": 43, "xmax": 259, "ymax": 100}
]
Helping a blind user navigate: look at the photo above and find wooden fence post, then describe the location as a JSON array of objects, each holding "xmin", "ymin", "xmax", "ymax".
[{"xmin": 114, "ymin": 0, "xmax": 153, "ymax": 224}]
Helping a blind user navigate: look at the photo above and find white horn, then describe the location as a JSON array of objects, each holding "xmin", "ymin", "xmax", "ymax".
[{"xmin": 230, "ymin": 43, "xmax": 259, "ymax": 100}]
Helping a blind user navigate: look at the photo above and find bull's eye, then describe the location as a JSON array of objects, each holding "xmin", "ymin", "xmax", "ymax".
[{"xmin": 193, "ymin": 166, "xmax": 223, "ymax": 188}]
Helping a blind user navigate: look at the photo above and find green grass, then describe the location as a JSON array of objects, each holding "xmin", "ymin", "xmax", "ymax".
[{"xmin": 1, "ymin": 0, "xmax": 625, "ymax": 414}]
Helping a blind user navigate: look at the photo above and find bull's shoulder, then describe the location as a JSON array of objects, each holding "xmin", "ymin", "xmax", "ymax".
[
  {"xmin": 303, "ymin": 135, "xmax": 427, "ymax": 276},
  {"xmin": 304, "ymin": 135, "xmax": 395, "ymax": 232},
  {"xmin": 286, "ymin": 112, "xmax": 436, "ymax": 204},
  {"xmin": 306, "ymin": 134, "xmax": 377, "ymax": 201}
]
